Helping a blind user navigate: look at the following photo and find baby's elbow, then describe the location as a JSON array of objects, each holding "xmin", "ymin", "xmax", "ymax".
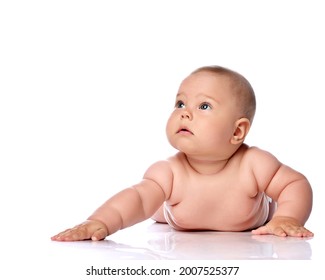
[{"xmin": 285, "ymin": 177, "xmax": 313, "ymax": 224}]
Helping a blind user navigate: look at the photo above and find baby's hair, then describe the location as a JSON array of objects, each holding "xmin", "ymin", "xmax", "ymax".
[{"xmin": 191, "ymin": 66, "xmax": 256, "ymax": 123}]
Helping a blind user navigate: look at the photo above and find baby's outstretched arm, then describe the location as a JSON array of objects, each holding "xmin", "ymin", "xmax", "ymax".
[
  {"xmin": 51, "ymin": 161, "xmax": 173, "ymax": 241},
  {"xmin": 51, "ymin": 181, "xmax": 166, "ymax": 241},
  {"xmin": 248, "ymin": 148, "xmax": 313, "ymax": 237}
]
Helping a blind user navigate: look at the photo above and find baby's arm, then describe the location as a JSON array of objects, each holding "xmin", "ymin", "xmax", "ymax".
[
  {"xmin": 248, "ymin": 148, "xmax": 313, "ymax": 237},
  {"xmin": 51, "ymin": 161, "xmax": 173, "ymax": 241}
]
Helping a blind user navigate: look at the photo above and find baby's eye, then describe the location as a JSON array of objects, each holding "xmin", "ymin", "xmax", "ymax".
[
  {"xmin": 199, "ymin": 103, "xmax": 212, "ymax": 110},
  {"xmin": 175, "ymin": 100, "xmax": 185, "ymax": 109}
]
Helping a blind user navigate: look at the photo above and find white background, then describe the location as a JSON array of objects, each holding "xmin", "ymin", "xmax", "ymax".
[{"xmin": 0, "ymin": 0, "xmax": 324, "ymax": 278}]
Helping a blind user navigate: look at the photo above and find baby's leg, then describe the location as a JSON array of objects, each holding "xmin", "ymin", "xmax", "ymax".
[{"xmin": 151, "ymin": 205, "xmax": 167, "ymax": 223}]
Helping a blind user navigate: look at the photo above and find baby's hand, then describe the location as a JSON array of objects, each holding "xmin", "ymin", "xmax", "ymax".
[
  {"xmin": 51, "ymin": 220, "xmax": 109, "ymax": 241},
  {"xmin": 251, "ymin": 216, "xmax": 314, "ymax": 237}
]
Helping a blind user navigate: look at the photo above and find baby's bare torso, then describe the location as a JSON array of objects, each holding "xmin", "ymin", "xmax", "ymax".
[{"xmin": 157, "ymin": 146, "xmax": 270, "ymax": 231}]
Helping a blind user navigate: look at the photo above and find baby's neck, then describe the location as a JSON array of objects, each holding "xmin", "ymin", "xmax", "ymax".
[{"xmin": 184, "ymin": 154, "xmax": 231, "ymax": 175}]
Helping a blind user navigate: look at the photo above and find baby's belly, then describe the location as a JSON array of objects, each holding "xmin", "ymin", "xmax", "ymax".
[{"xmin": 163, "ymin": 194, "xmax": 270, "ymax": 231}]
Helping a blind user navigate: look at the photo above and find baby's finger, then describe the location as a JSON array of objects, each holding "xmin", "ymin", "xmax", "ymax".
[
  {"xmin": 91, "ymin": 228, "xmax": 108, "ymax": 241},
  {"xmin": 272, "ymin": 226, "xmax": 287, "ymax": 237},
  {"xmin": 283, "ymin": 226, "xmax": 314, "ymax": 237},
  {"xmin": 301, "ymin": 228, "xmax": 314, "ymax": 237},
  {"xmin": 52, "ymin": 226, "xmax": 90, "ymax": 241},
  {"xmin": 251, "ymin": 225, "xmax": 270, "ymax": 235},
  {"xmin": 51, "ymin": 228, "xmax": 73, "ymax": 241}
]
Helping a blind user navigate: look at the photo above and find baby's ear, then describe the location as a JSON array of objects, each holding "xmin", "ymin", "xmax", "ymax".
[{"xmin": 231, "ymin": 118, "xmax": 251, "ymax": 144}]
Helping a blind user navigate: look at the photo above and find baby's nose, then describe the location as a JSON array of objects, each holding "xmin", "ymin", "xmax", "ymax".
[{"xmin": 181, "ymin": 110, "xmax": 192, "ymax": 120}]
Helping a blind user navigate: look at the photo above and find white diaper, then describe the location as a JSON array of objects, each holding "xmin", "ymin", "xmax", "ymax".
[{"xmin": 163, "ymin": 202, "xmax": 185, "ymax": 230}]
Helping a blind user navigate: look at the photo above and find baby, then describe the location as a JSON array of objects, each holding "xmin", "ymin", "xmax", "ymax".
[{"xmin": 51, "ymin": 66, "xmax": 313, "ymax": 241}]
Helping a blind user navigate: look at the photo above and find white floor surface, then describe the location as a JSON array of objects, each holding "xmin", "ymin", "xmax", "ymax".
[
  {"xmin": 49, "ymin": 220, "xmax": 315, "ymax": 260},
  {"xmin": 2, "ymin": 220, "xmax": 323, "ymax": 280}
]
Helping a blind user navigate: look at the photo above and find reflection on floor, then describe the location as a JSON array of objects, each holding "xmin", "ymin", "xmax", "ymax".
[{"xmin": 50, "ymin": 220, "xmax": 313, "ymax": 260}]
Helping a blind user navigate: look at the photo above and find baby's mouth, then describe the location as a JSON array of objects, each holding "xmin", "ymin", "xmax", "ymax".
[{"xmin": 177, "ymin": 127, "xmax": 194, "ymax": 135}]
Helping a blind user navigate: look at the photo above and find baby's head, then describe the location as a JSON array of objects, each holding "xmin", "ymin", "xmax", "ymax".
[
  {"xmin": 166, "ymin": 65, "xmax": 256, "ymax": 160},
  {"xmin": 191, "ymin": 66, "xmax": 256, "ymax": 124}
]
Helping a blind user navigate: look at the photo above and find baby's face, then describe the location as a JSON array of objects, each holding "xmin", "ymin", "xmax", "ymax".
[{"xmin": 166, "ymin": 71, "xmax": 241, "ymax": 160}]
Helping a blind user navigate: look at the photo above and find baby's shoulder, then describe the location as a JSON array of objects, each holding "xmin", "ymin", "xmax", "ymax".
[
  {"xmin": 143, "ymin": 160, "xmax": 174, "ymax": 197},
  {"xmin": 242, "ymin": 145, "xmax": 279, "ymax": 162},
  {"xmin": 240, "ymin": 145, "xmax": 282, "ymax": 177},
  {"xmin": 144, "ymin": 160, "xmax": 173, "ymax": 177},
  {"xmin": 144, "ymin": 153, "xmax": 185, "ymax": 177}
]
